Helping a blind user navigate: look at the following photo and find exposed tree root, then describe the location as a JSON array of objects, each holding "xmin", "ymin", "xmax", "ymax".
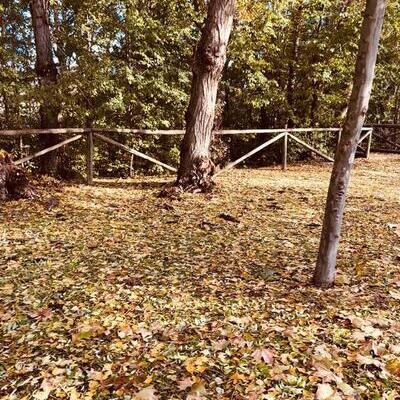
[{"xmin": 0, "ymin": 151, "xmax": 35, "ymax": 201}]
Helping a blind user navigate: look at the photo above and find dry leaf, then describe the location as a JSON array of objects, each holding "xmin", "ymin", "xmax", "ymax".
[
  {"xmin": 252, "ymin": 348, "xmax": 274, "ymax": 364},
  {"xmin": 178, "ymin": 377, "xmax": 194, "ymax": 391},
  {"xmin": 386, "ymin": 359, "xmax": 400, "ymax": 377},
  {"xmin": 337, "ymin": 382, "xmax": 355, "ymax": 396},
  {"xmin": 316, "ymin": 383, "xmax": 334, "ymax": 400},
  {"xmin": 133, "ymin": 386, "xmax": 158, "ymax": 400},
  {"xmin": 389, "ymin": 290, "xmax": 400, "ymax": 300}
]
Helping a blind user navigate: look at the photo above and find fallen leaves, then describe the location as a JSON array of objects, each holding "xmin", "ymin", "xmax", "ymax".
[
  {"xmin": 178, "ymin": 377, "xmax": 195, "ymax": 391},
  {"xmin": 252, "ymin": 348, "xmax": 274, "ymax": 364},
  {"xmin": 133, "ymin": 386, "xmax": 158, "ymax": 400},
  {"xmin": 1, "ymin": 155, "xmax": 400, "ymax": 398},
  {"xmin": 72, "ymin": 322, "xmax": 105, "ymax": 344},
  {"xmin": 185, "ymin": 356, "xmax": 209, "ymax": 374},
  {"xmin": 389, "ymin": 290, "xmax": 400, "ymax": 300},
  {"xmin": 315, "ymin": 383, "xmax": 334, "ymax": 400},
  {"xmin": 386, "ymin": 359, "xmax": 400, "ymax": 377}
]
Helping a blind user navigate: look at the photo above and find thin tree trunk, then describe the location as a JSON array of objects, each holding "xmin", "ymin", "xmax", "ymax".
[
  {"xmin": 310, "ymin": 81, "xmax": 319, "ymax": 127},
  {"xmin": 2, "ymin": 91, "xmax": 9, "ymax": 128},
  {"xmin": 175, "ymin": 0, "xmax": 235, "ymax": 192},
  {"xmin": 53, "ymin": 0, "xmax": 66, "ymax": 70},
  {"xmin": 285, "ymin": 5, "xmax": 302, "ymax": 128},
  {"xmin": 393, "ymin": 86, "xmax": 400, "ymax": 124},
  {"xmin": 30, "ymin": 0, "xmax": 60, "ymax": 175},
  {"xmin": 313, "ymin": 0, "xmax": 387, "ymax": 288}
]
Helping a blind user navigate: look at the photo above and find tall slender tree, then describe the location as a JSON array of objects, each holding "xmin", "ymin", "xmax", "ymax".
[
  {"xmin": 175, "ymin": 0, "xmax": 236, "ymax": 192},
  {"xmin": 30, "ymin": 0, "xmax": 60, "ymax": 175},
  {"xmin": 313, "ymin": 0, "xmax": 387, "ymax": 288}
]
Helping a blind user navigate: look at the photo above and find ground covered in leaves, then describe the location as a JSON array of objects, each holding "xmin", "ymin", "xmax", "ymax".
[{"xmin": 1, "ymin": 154, "xmax": 400, "ymax": 400}]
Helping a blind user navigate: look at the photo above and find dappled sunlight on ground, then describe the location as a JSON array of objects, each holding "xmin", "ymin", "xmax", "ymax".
[{"xmin": 0, "ymin": 154, "xmax": 399, "ymax": 399}]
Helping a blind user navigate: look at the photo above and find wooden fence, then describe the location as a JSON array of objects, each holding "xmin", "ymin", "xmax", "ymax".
[
  {"xmin": 371, "ymin": 124, "xmax": 400, "ymax": 154},
  {"xmin": 0, "ymin": 127, "xmax": 374, "ymax": 184}
]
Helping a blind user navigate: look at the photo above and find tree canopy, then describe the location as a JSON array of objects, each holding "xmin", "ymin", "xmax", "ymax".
[{"xmin": 1, "ymin": 0, "xmax": 399, "ymax": 131}]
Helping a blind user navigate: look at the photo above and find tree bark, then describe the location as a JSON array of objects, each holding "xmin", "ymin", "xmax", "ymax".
[
  {"xmin": 285, "ymin": 4, "xmax": 303, "ymax": 128},
  {"xmin": 313, "ymin": 0, "xmax": 387, "ymax": 288},
  {"xmin": 30, "ymin": 0, "xmax": 60, "ymax": 175},
  {"xmin": 175, "ymin": 0, "xmax": 235, "ymax": 192},
  {"xmin": 0, "ymin": 152, "xmax": 35, "ymax": 201}
]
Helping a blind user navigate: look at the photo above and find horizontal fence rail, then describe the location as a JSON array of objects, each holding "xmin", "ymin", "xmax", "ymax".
[
  {"xmin": 1, "ymin": 127, "xmax": 350, "ymax": 137},
  {"xmin": 0, "ymin": 127, "xmax": 378, "ymax": 184}
]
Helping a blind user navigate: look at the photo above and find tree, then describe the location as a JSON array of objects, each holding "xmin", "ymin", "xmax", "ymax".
[
  {"xmin": 30, "ymin": 0, "xmax": 60, "ymax": 175},
  {"xmin": 175, "ymin": 0, "xmax": 236, "ymax": 192},
  {"xmin": 0, "ymin": 151, "xmax": 34, "ymax": 200},
  {"xmin": 313, "ymin": 0, "xmax": 387, "ymax": 288}
]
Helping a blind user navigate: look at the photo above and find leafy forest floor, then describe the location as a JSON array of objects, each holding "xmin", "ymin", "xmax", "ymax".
[{"xmin": 1, "ymin": 154, "xmax": 400, "ymax": 400}]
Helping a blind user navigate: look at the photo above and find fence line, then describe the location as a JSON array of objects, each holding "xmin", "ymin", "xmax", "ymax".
[
  {"xmin": 1, "ymin": 127, "xmax": 359, "ymax": 137},
  {"xmin": 13, "ymin": 135, "xmax": 83, "ymax": 166},
  {"xmin": 370, "ymin": 124, "xmax": 400, "ymax": 153},
  {"xmin": 93, "ymin": 133, "xmax": 177, "ymax": 173},
  {"xmin": 0, "ymin": 127, "xmax": 375, "ymax": 184}
]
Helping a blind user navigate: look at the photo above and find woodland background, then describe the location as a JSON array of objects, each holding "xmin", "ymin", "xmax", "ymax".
[{"xmin": 1, "ymin": 0, "xmax": 399, "ymax": 176}]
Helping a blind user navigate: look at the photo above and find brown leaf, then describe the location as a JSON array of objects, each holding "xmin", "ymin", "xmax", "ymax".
[
  {"xmin": 133, "ymin": 386, "xmax": 158, "ymax": 400},
  {"xmin": 178, "ymin": 377, "xmax": 194, "ymax": 391},
  {"xmin": 252, "ymin": 348, "xmax": 274, "ymax": 365}
]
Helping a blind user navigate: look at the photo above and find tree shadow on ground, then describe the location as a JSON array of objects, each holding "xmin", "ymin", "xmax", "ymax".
[{"xmin": 92, "ymin": 178, "xmax": 171, "ymax": 190}]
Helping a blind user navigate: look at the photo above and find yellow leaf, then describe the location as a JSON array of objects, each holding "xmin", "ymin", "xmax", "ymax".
[
  {"xmin": 386, "ymin": 359, "xmax": 400, "ymax": 377},
  {"xmin": 355, "ymin": 263, "xmax": 366, "ymax": 277},
  {"xmin": 230, "ymin": 372, "xmax": 247, "ymax": 384},
  {"xmin": 188, "ymin": 381, "xmax": 207, "ymax": 397},
  {"xmin": 69, "ymin": 388, "xmax": 80, "ymax": 400},
  {"xmin": 1, "ymin": 283, "xmax": 14, "ymax": 295},
  {"xmin": 185, "ymin": 357, "xmax": 209, "ymax": 374},
  {"xmin": 51, "ymin": 367, "xmax": 65, "ymax": 376}
]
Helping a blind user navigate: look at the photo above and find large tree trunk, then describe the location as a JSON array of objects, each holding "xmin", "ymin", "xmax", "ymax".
[
  {"xmin": 313, "ymin": 0, "xmax": 387, "ymax": 288},
  {"xmin": 30, "ymin": 0, "xmax": 60, "ymax": 176},
  {"xmin": 175, "ymin": 0, "xmax": 235, "ymax": 192}
]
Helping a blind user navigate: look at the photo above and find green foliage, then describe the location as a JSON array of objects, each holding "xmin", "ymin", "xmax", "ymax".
[{"xmin": 0, "ymin": 0, "xmax": 399, "ymax": 174}]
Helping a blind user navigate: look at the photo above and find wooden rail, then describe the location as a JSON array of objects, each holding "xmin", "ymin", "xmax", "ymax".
[
  {"xmin": 0, "ymin": 128, "xmax": 90, "ymax": 137},
  {"xmin": 216, "ymin": 132, "xmax": 287, "ymax": 176},
  {"xmin": 1, "ymin": 127, "xmax": 348, "ymax": 137},
  {"xmin": 93, "ymin": 133, "xmax": 177, "ymax": 173},
  {"xmin": 0, "ymin": 127, "xmax": 374, "ymax": 184},
  {"xmin": 370, "ymin": 124, "xmax": 399, "ymax": 153},
  {"xmin": 14, "ymin": 135, "xmax": 83, "ymax": 166}
]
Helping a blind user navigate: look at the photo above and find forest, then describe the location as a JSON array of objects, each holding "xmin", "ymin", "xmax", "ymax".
[
  {"xmin": 1, "ymin": 0, "xmax": 400, "ymax": 176},
  {"xmin": 1, "ymin": 0, "xmax": 400, "ymax": 399}
]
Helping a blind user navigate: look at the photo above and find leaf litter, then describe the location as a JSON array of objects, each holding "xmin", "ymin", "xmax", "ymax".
[{"xmin": 0, "ymin": 154, "xmax": 399, "ymax": 399}]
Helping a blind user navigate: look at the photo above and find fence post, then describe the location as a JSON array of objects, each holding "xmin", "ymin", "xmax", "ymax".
[
  {"xmin": 366, "ymin": 129, "xmax": 372, "ymax": 159},
  {"xmin": 19, "ymin": 134, "xmax": 24, "ymax": 158},
  {"xmin": 282, "ymin": 132, "xmax": 288, "ymax": 171},
  {"xmin": 86, "ymin": 130, "xmax": 94, "ymax": 185},
  {"xmin": 335, "ymin": 129, "xmax": 342, "ymax": 158},
  {"xmin": 130, "ymin": 154, "xmax": 134, "ymax": 177}
]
